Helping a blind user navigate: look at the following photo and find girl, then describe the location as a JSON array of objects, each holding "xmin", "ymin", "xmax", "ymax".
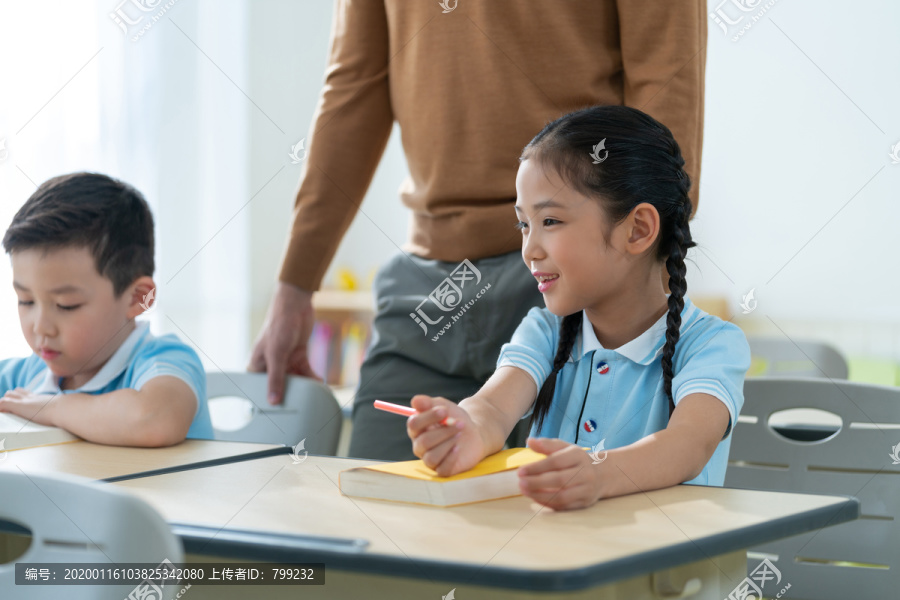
[{"xmin": 406, "ymin": 105, "xmax": 750, "ymax": 511}]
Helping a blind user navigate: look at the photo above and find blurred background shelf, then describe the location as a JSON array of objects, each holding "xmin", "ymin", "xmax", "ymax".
[
  {"xmin": 312, "ymin": 289, "xmax": 375, "ymax": 313},
  {"xmin": 309, "ymin": 289, "xmax": 374, "ymax": 390},
  {"xmin": 330, "ymin": 384, "xmax": 358, "ymax": 457}
]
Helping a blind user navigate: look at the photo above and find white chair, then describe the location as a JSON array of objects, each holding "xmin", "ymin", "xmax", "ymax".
[
  {"xmin": 725, "ymin": 377, "xmax": 900, "ymax": 599},
  {"xmin": 0, "ymin": 470, "xmax": 183, "ymax": 600},
  {"xmin": 747, "ymin": 336, "xmax": 848, "ymax": 379},
  {"xmin": 207, "ymin": 372, "xmax": 343, "ymax": 456}
]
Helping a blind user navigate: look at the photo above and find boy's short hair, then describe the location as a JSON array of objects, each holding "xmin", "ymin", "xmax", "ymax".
[{"xmin": 2, "ymin": 172, "xmax": 155, "ymax": 297}]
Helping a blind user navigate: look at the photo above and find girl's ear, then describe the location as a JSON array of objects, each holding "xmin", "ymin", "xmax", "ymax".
[
  {"xmin": 126, "ymin": 276, "xmax": 157, "ymax": 318},
  {"xmin": 623, "ymin": 203, "xmax": 660, "ymax": 255}
]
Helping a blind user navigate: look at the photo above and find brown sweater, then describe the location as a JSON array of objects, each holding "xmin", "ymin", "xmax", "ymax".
[{"xmin": 280, "ymin": 0, "xmax": 706, "ymax": 292}]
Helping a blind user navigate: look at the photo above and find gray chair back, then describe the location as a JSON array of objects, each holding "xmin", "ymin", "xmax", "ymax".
[
  {"xmin": 747, "ymin": 337, "xmax": 848, "ymax": 379},
  {"xmin": 725, "ymin": 377, "xmax": 900, "ymax": 599},
  {"xmin": 208, "ymin": 372, "xmax": 342, "ymax": 456},
  {"xmin": 0, "ymin": 470, "xmax": 183, "ymax": 600}
]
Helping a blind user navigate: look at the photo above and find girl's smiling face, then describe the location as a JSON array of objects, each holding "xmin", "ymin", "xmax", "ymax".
[{"xmin": 514, "ymin": 159, "xmax": 640, "ymax": 317}]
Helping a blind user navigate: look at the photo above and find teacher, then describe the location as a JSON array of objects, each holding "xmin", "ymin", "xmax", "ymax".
[{"xmin": 249, "ymin": 0, "xmax": 707, "ymax": 460}]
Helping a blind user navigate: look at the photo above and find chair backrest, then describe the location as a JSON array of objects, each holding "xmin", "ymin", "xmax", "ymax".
[
  {"xmin": 747, "ymin": 337, "xmax": 848, "ymax": 379},
  {"xmin": 725, "ymin": 377, "xmax": 900, "ymax": 599},
  {"xmin": 0, "ymin": 470, "xmax": 183, "ymax": 600},
  {"xmin": 207, "ymin": 372, "xmax": 343, "ymax": 455}
]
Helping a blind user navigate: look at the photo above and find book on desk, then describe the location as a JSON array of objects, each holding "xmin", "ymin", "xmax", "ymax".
[
  {"xmin": 0, "ymin": 412, "xmax": 79, "ymax": 451},
  {"xmin": 338, "ymin": 447, "xmax": 545, "ymax": 507}
]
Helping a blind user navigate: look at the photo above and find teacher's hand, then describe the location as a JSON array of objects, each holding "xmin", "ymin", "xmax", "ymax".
[{"xmin": 248, "ymin": 281, "xmax": 321, "ymax": 405}]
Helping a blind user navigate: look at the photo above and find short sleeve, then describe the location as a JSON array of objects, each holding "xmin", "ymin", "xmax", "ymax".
[
  {"xmin": 130, "ymin": 336, "xmax": 206, "ymax": 414},
  {"xmin": 0, "ymin": 354, "xmax": 46, "ymax": 396},
  {"xmin": 496, "ymin": 307, "xmax": 559, "ymax": 394},
  {"xmin": 671, "ymin": 319, "xmax": 751, "ymax": 439},
  {"xmin": 0, "ymin": 357, "xmax": 37, "ymax": 394}
]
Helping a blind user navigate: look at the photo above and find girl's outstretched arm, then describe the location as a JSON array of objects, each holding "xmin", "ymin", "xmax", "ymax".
[
  {"xmin": 518, "ymin": 392, "xmax": 730, "ymax": 510},
  {"xmin": 407, "ymin": 365, "xmax": 539, "ymax": 476}
]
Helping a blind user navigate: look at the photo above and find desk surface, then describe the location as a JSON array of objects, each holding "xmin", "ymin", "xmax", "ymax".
[
  {"xmin": 0, "ymin": 439, "xmax": 284, "ymax": 481},
  {"xmin": 112, "ymin": 454, "xmax": 859, "ymax": 591}
]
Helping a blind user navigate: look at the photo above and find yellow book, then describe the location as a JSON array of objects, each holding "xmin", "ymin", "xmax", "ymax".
[{"xmin": 338, "ymin": 448, "xmax": 545, "ymax": 507}]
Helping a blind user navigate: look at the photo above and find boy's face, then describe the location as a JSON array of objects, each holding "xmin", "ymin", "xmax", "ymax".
[{"xmin": 11, "ymin": 246, "xmax": 149, "ymax": 390}]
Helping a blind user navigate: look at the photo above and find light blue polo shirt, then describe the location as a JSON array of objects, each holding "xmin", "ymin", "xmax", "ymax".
[
  {"xmin": 496, "ymin": 297, "xmax": 750, "ymax": 486},
  {"xmin": 0, "ymin": 321, "xmax": 213, "ymax": 439}
]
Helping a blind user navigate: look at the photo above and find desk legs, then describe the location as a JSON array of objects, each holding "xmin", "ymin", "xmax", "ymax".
[{"xmin": 176, "ymin": 550, "xmax": 747, "ymax": 599}]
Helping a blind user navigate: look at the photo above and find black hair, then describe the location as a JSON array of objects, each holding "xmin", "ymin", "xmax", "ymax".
[
  {"xmin": 2, "ymin": 172, "xmax": 155, "ymax": 297},
  {"xmin": 522, "ymin": 105, "xmax": 696, "ymax": 433}
]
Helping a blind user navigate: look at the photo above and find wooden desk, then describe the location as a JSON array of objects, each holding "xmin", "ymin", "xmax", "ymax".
[
  {"xmin": 0, "ymin": 439, "xmax": 285, "ymax": 481},
  {"xmin": 111, "ymin": 454, "xmax": 859, "ymax": 599}
]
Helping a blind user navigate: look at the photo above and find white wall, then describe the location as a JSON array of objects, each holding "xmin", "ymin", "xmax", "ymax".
[
  {"xmin": 243, "ymin": 0, "xmax": 409, "ymax": 339},
  {"xmin": 696, "ymin": 0, "xmax": 899, "ymax": 359}
]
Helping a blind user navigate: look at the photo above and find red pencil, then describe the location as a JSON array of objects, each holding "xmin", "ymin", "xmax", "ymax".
[{"xmin": 373, "ymin": 399, "xmax": 457, "ymax": 426}]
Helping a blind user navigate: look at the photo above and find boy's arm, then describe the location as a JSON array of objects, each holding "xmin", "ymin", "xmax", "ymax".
[{"xmin": 0, "ymin": 376, "xmax": 196, "ymax": 447}]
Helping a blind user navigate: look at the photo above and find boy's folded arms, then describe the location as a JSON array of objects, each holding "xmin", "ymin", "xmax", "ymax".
[{"xmin": 0, "ymin": 172, "xmax": 212, "ymax": 447}]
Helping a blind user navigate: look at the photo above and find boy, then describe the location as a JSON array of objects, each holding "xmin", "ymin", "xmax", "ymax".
[{"xmin": 0, "ymin": 172, "xmax": 212, "ymax": 446}]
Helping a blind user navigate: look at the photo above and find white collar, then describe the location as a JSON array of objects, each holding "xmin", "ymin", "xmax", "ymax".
[
  {"xmin": 33, "ymin": 321, "xmax": 151, "ymax": 394},
  {"xmin": 577, "ymin": 296, "xmax": 695, "ymax": 365}
]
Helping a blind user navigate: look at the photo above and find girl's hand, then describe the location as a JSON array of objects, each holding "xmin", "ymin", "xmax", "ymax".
[
  {"xmin": 518, "ymin": 437, "xmax": 606, "ymax": 511},
  {"xmin": 406, "ymin": 394, "xmax": 485, "ymax": 476},
  {"xmin": 0, "ymin": 388, "xmax": 58, "ymax": 426}
]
